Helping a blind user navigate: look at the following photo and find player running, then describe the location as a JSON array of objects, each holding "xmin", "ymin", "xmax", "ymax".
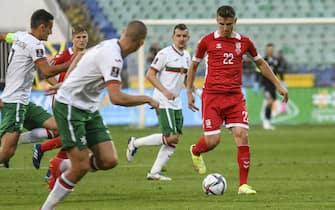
[
  {"xmin": 126, "ymin": 24, "xmax": 191, "ymax": 181},
  {"xmin": 0, "ymin": 9, "xmax": 70, "ymax": 168}
]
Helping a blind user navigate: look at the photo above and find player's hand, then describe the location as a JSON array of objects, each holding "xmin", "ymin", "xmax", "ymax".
[
  {"xmin": 187, "ymin": 91, "xmax": 199, "ymax": 112},
  {"xmin": 0, "ymin": 98, "xmax": 3, "ymax": 110},
  {"xmin": 163, "ymin": 90, "xmax": 175, "ymax": 100},
  {"xmin": 148, "ymin": 98, "xmax": 160, "ymax": 115},
  {"xmin": 45, "ymin": 82, "xmax": 62, "ymax": 96},
  {"xmin": 278, "ymin": 85, "xmax": 288, "ymax": 103}
]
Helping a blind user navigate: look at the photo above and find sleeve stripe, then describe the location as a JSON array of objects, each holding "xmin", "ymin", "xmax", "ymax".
[
  {"xmin": 253, "ymin": 54, "xmax": 262, "ymax": 61},
  {"xmin": 149, "ymin": 67, "xmax": 159, "ymax": 72},
  {"xmin": 34, "ymin": 57, "xmax": 47, "ymax": 64},
  {"xmin": 105, "ymin": 80, "xmax": 122, "ymax": 87},
  {"xmin": 192, "ymin": 56, "xmax": 202, "ymax": 62}
]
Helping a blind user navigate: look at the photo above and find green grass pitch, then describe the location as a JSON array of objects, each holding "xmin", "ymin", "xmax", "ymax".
[{"xmin": 0, "ymin": 125, "xmax": 334, "ymax": 210}]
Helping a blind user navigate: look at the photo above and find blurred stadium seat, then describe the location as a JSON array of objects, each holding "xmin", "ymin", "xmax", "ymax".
[{"xmin": 61, "ymin": 0, "xmax": 335, "ymax": 87}]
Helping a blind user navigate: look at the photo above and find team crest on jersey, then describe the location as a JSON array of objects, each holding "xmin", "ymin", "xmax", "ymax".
[
  {"xmin": 235, "ymin": 42, "xmax": 241, "ymax": 54},
  {"xmin": 36, "ymin": 49, "xmax": 44, "ymax": 57},
  {"xmin": 216, "ymin": 43, "xmax": 222, "ymax": 49},
  {"xmin": 111, "ymin": 66, "xmax": 121, "ymax": 77}
]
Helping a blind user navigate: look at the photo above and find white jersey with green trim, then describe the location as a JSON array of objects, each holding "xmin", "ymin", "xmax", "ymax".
[
  {"xmin": 151, "ymin": 45, "xmax": 191, "ymax": 109},
  {"xmin": 55, "ymin": 39, "xmax": 124, "ymax": 112},
  {"xmin": 1, "ymin": 31, "xmax": 47, "ymax": 104}
]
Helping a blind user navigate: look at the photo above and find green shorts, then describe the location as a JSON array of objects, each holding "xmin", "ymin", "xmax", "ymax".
[
  {"xmin": 24, "ymin": 102, "xmax": 53, "ymax": 130},
  {"xmin": 53, "ymin": 100, "xmax": 112, "ymax": 150},
  {"xmin": 0, "ymin": 102, "xmax": 52, "ymax": 139},
  {"xmin": 158, "ymin": 108, "xmax": 183, "ymax": 137}
]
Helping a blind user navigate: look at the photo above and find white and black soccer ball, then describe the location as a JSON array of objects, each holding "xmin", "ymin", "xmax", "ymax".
[{"xmin": 202, "ymin": 173, "xmax": 227, "ymax": 195}]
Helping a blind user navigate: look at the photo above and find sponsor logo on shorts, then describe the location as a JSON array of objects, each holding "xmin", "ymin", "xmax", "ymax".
[{"xmin": 205, "ymin": 119, "xmax": 212, "ymax": 128}]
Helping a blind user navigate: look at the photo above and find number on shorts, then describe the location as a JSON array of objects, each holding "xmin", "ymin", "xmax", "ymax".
[{"xmin": 242, "ymin": 111, "xmax": 249, "ymax": 123}]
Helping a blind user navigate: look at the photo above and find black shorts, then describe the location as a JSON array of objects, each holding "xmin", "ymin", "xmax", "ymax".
[{"xmin": 264, "ymin": 87, "xmax": 276, "ymax": 100}]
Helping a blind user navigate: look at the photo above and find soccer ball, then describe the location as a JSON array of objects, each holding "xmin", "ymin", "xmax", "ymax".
[{"xmin": 202, "ymin": 173, "xmax": 227, "ymax": 195}]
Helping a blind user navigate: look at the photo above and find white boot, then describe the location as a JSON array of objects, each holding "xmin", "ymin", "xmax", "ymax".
[{"xmin": 263, "ymin": 119, "xmax": 275, "ymax": 130}]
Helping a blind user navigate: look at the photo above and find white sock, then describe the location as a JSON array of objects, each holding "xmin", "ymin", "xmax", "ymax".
[
  {"xmin": 150, "ymin": 144, "xmax": 175, "ymax": 174},
  {"xmin": 41, "ymin": 174, "xmax": 74, "ymax": 210},
  {"xmin": 59, "ymin": 159, "xmax": 71, "ymax": 173},
  {"xmin": 18, "ymin": 128, "xmax": 49, "ymax": 144},
  {"xmin": 133, "ymin": 133, "xmax": 162, "ymax": 148}
]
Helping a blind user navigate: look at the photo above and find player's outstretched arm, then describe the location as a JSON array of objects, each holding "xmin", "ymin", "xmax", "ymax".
[
  {"xmin": 146, "ymin": 67, "xmax": 175, "ymax": 100},
  {"xmin": 0, "ymin": 99, "xmax": 3, "ymax": 109},
  {"xmin": 64, "ymin": 50, "xmax": 86, "ymax": 80},
  {"xmin": 36, "ymin": 58, "xmax": 71, "ymax": 78},
  {"xmin": 45, "ymin": 77, "xmax": 58, "ymax": 86},
  {"xmin": 0, "ymin": 33, "xmax": 12, "ymax": 43},
  {"xmin": 107, "ymin": 83, "xmax": 159, "ymax": 112},
  {"xmin": 255, "ymin": 58, "xmax": 288, "ymax": 103},
  {"xmin": 0, "ymin": 33, "xmax": 7, "ymax": 41},
  {"xmin": 45, "ymin": 82, "xmax": 63, "ymax": 96}
]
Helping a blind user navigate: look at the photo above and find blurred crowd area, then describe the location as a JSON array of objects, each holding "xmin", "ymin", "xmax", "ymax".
[
  {"xmin": 57, "ymin": 0, "xmax": 335, "ymax": 88},
  {"xmin": 1, "ymin": 0, "xmax": 334, "ymax": 90}
]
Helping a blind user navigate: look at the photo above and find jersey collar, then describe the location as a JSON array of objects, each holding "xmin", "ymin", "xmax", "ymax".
[
  {"xmin": 68, "ymin": 47, "xmax": 74, "ymax": 55},
  {"xmin": 172, "ymin": 45, "xmax": 184, "ymax": 56},
  {"xmin": 214, "ymin": 31, "xmax": 241, "ymax": 40}
]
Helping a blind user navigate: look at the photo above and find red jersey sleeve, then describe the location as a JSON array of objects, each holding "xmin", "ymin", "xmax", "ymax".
[
  {"xmin": 52, "ymin": 52, "xmax": 66, "ymax": 65},
  {"xmin": 193, "ymin": 35, "xmax": 209, "ymax": 62},
  {"xmin": 51, "ymin": 48, "xmax": 73, "ymax": 65},
  {"xmin": 246, "ymin": 38, "xmax": 262, "ymax": 61},
  {"xmin": 50, "ymin": 49, "xmax": 73, "ymax": 83}
]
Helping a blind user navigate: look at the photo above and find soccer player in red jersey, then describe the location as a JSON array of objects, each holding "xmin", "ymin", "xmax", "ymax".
[
  {"xmin": 186, "ymin": 5, "xmax": 288, "ymax": 194},
  {"xmin": 32, "ymin": 25, "xmax": 88, "ymax": 190}
]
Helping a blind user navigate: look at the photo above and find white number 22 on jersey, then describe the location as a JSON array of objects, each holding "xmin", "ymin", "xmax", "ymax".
[{"xmin": 223, "ymin": 53, "xmax": 234, "ymax": 64}]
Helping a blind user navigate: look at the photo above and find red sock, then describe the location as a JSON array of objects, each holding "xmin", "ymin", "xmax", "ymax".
[
  {"xmin": 237, "ymin": 145, "xmax": 250, "ymax": 186},
  {"xmin": 192, "ymin": 136, "xmax": 208, "ymax": 156},
  {"xmin": 41, "ymin": 137, "xmax": 62, "ymax": 152},
  {"xmin": 56, "ymin": 150, "xmax": 68, "ymax": 159}
]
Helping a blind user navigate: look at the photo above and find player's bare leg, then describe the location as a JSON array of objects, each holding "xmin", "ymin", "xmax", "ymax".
[
  {"xmin": 90, "ymin": 141, "xmax": 118, "ymax": 170},
  {"xmin": 42, "ymin": 141, "xmax": 119, "ymax": 209},
  {"xmin": 0, "ymin": 132, "xmax": 20, "ymax": 167},
  {"xmin": 42, "ymin": 140, "xmax": 118, "ymax": 209}
]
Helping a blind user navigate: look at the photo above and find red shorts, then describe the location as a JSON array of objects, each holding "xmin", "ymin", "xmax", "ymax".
[{"xmin": 201, "ymin": 91, "xmax": 249, "ymax": 135}]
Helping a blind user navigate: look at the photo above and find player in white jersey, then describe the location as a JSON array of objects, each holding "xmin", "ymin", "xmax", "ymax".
[
  {"xmin": 41, "ymin": 20, "xmax": 159, "ymax": 210},
  {"xmin": 0, "ymin": 9, "xmax": 70, "ymax": 167},
  {"xmin": 126, "ymin": 24, "xmax": 191, "ymax": 181}
]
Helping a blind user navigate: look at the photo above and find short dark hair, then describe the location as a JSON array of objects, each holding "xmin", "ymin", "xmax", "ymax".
[
  {"xmin": 173, "ymin": 24, "xmax": 188, "ymax": 34},
  {"xmin": 266, "ymin": 43, "xmax": 274, "ymax": 47},
  {"xmin": 217, "ymin": 5, "xmax": 236, "ymax": 18},
  {"xmin": 125, "ymin": 20, "xmax": 147, "ymax": 41},
  {"xmin": 72, "ymin": 24, "xmax": 87, "ymax": 35},
  {"xmin": 30, "ymin": 9, "xmax": 54, "ymax": 29}
]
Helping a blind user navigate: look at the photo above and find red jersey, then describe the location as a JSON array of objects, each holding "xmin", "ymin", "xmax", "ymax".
[
  {"xmin": 51, "ymin": 47, "xmax": 74, "ymax": 83},
  {"xmin": 193, "ymin": 31, "xmax": 261, "ymax": 93}
]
